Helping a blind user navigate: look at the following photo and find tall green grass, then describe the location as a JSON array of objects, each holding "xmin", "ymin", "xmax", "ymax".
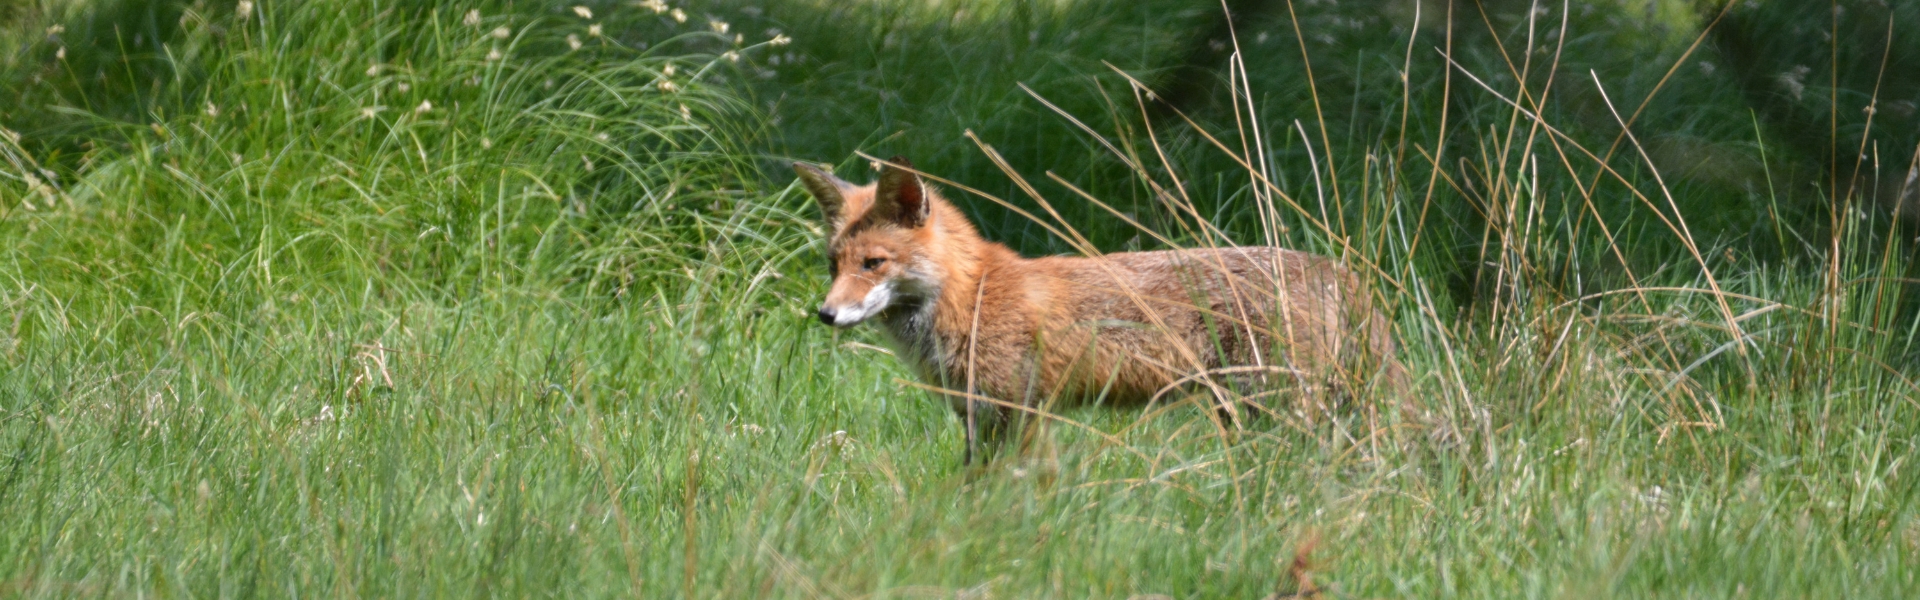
[{"xmin": 3, "ymin": 0, "xmax": 1919, "ymax": 597}]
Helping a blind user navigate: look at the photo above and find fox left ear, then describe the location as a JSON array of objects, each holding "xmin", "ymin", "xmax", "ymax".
[
  {"xmin": 793, "ymin": 162, "xmax": 856, "ymax": 231},
  {"xmin": 873, "ymin": 156, "xmax": 929, "ymax": 228}
]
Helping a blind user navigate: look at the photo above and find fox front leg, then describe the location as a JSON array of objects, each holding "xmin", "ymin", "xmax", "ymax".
[{"xmin": 956, "ymin": 401, "xmax": 1010, "ymax": 466}]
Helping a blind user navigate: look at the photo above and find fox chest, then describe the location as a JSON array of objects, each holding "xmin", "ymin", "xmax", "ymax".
[{"xmin": 876, "ymin": 305, "xmax": 955, "ymax": 386}]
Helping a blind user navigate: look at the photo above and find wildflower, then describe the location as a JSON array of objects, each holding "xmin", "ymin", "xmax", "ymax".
[
  {"xmin": 721, "ymin": 51, "xmax": 738, "ymax": 63},
  {"xmin": 637, "ymin": 0, "xmax": 667, "ymax": 13},
  {"xmin": 236, "ymin": 0, "xmax": 253, "ymax": 20},
  {"xmin": 658, "ymin": 79, "xmax": 677, "ymax": 92},
  {"xmin": 1777, "ymin": 65, "xmax": 1810, "ymax": 101},
  {"xmin": 588, "ymin": 24, "xmax": 602, "ymax": 37},
  {"xmin": 481, "ymin": 137, "xmax": 493, "ymax": 149},
  {"xmin": 55, "ymin": 46, "xmax": 65, "ymax": 60},
  {"xmin": 662, "ymin": 63, "xmax": 675, "ymax": 77},
  {"xmin": 463, "ymin": 9, "xmax": 481, "ymax": 26},
  {"xmin": 491, "ymin": 26, "xmax": 511, "ymax": 39},
  {"xmin": 486, "ymin": 47, "xmax": 503, "ymax": 61},
  {"xmin": 415, "ymin": 100, "xmax": 433, "ymax": 114},
  {"xmin": 670, "ymin": 8, "xmax": 686, "ymax": 23},
  {"xmin": 709, "ymin": 19, "xmax": 728, "ymax": 34},
  {"xmin": 733, "ymin": 33, "xmax": 742, "ymax": 45},
  {"xmin": 572, "ymin": 5, "xmax": 593, "ymax": 19},
  {"xmin": 769, "ymin": 33, "xmax": 791, "ymax": 46},
  {"xmin": 567, "ymin": 34, "xmax": 582, "ymax": 50},
  {"xmin": 205, "ymin": 102, "xmax": 219, "ymax": 117}
]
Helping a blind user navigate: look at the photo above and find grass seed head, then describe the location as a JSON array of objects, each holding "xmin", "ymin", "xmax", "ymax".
[
  {"xmin": 572, "ymin": 6, "xmax": 592, "ymax": 19},
  {"xmin": 463, "ymin": 9, "xmax": 480, "ymax": 26}
]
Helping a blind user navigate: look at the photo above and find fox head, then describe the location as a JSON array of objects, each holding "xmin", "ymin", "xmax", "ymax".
[{"xmin": 793, "ymin": 158, "xmax": 942, "ymax": 328}]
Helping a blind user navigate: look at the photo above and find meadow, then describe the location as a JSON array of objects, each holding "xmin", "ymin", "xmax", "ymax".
[{"xmin": 2, "ymin": 0, "xmax": 1919, "ymax": 597}]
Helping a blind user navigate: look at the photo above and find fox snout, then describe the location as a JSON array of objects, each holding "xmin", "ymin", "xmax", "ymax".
[{"xmin": 817, "ymin": 279, "xmax": 896, "ymax": 328}]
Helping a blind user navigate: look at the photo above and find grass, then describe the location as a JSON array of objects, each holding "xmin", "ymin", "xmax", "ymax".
[{"xmin": 4, "ymin": 0, "xmax": 1920, "ymax": 597}]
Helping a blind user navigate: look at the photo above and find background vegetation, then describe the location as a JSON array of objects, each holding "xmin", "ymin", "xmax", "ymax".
[{"xmin": 2, "ymin": 0, "xmax": 1918, "ymax": 597}]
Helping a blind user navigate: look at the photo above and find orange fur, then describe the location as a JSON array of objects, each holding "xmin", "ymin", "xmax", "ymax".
[{"xmin": 796, "ymin": 159, "xmax": 1406, "ymax": 456}]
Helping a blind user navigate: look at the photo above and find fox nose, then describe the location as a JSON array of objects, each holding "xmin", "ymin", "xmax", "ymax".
[{"xmin": 817, "ymin": 307, "xmax": 836, "ymax": 326}]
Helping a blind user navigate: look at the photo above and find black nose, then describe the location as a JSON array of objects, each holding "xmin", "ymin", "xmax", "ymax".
[{"xmin": 817, "ymin": 307, "xmax": 836, "ymax": 325}]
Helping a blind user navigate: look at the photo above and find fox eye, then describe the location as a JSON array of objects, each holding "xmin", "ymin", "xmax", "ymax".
[{"xmin": 862, "ymin": 257, "xmax": 886, "ymax": 270}]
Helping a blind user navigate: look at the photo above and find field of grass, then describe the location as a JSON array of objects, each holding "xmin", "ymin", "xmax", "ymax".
[{"xmin": 3, "ymin": 0, "xmax": 1920, "ymax": 597}]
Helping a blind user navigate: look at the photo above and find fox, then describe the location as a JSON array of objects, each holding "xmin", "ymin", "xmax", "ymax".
[{"xmin": 795, "ymin": 157, "xmax": 1407, "ymax": 464}]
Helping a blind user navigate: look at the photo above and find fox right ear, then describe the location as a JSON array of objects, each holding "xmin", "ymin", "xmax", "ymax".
[{"xmin": 793, "ymin": 162, "xmax": 853, "ymax": 230}]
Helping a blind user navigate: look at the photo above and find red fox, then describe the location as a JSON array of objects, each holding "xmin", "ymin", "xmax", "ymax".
[{"xmin": 795, "ymin": 158, "xmax": 1406, "ymax": 463}]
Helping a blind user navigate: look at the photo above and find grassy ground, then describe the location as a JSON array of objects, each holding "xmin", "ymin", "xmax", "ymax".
[{"xmin": 4, "ymin": 0, "xmax": 1920, "ymax": 597}]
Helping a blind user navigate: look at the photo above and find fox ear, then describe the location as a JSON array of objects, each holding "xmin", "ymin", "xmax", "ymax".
[
  {"xmin": 873, "ymin": 156, "xmax": 929, "ymax": 228},
  {"xmin": 793, "ymin": 162, "xmax": 854, "ymax": 230}
]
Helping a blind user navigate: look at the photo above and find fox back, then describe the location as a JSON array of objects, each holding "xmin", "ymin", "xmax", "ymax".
[{"xmin": 795, "ymin": 159, "xmax": 1405, "ymax": 430}]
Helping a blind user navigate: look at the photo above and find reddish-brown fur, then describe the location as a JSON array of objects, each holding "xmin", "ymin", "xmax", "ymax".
[{"xmin": 796, "ymin": 159, "xmax": 1405, "ymax": 458}]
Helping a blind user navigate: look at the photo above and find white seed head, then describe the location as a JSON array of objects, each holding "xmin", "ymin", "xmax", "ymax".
[
  {"xmin": 415, "ymin": 100, "xmax": 433, "ymax": 114},
  {"xmin": 235, "ymin": 1, "xmax": 253, "ymax": 20},
  {"xmin": 396, "ymin": 82, "xmax": 410, "ymax": 93},
  {"xmin": 588, "ymin": 24, "xmax": 602, "ymax": 37},
  {"xmin": 567, "ymin": 34, "xmax": 582, "ymax": 50},
  {"xmin": 709, "ymin": 20, "xmax": 728, "ymax": 34},
  {"xmin": 366, "ymin": 64, "xmax": 381, "ymax": 77},
  {"xmin": 486, "ymin": 48, "xmax": 503, "ymax": 61},
  {"xmin": 721, "ymin": 51, "xmax": 739, "ymax": 63},
  {"xmin": 55, "ymin": 46, "xmax": 65, "ymax": 60},
  {"xmin": 658, "ymin": 80, "xmax": 678, "ymax": 92},
  {"xmin": 205, "ymin": 102, "xmax": 219, "ymax": 117},
  {"xmin": 679, "ymin": 103, "xmax": 691, "ymax": 121},
  {"xmin": 733, "ymin": 33, "xmax": 742, "ymax": 45},
  {"xmin": 491, "ymin": 26, "xmax": 511, "ymax": 39},
  {"xmin": 46, "ymin": 25, "xmax": 64, "ymax": 35},
  {"xmin": 637, "ymin": 0, "xmax": 667, "ymax": 13},
  {"xmin": 670, "ymin": 8, "xmax": 686, "ymax": 22},
  {"xmin": 769, "ymin": 34, "xmax": 791, "ymax": 46},
  {"xmin": 662, "ymin": 63, "xmax": 675, "ymax": 77},
  {"xmin": 480, "ymin": 137, "xmax": 493, "ymax": 149},
  {"xmin": 463, "ymin": 9, "xmax": 481, "ymax": 26},
  {"xmin": 595, "ymin": 132, "xmax": 610, "ymax": 142},
  {"xmin": 572, "ymin": 6, "xmax": 593, "ymax": 19}
]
